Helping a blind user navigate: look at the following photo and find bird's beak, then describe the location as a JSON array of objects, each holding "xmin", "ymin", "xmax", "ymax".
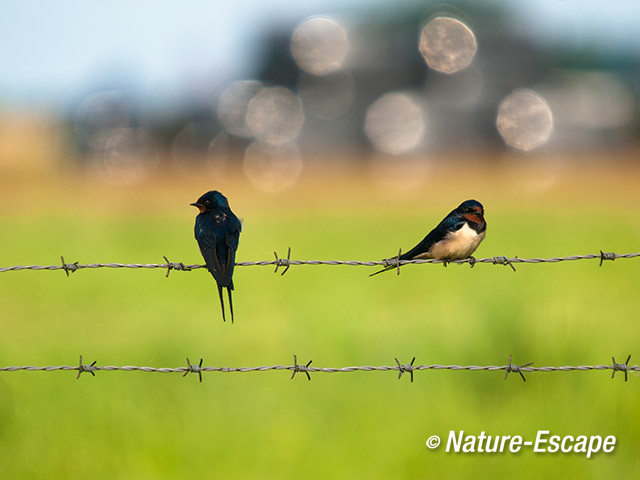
[{"xmin": 191, "ymin": 202, "xmax": 206, "ymax": 213}]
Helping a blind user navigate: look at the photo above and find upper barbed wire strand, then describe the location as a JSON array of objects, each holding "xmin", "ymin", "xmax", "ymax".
[{"xmin": 1, "ymin": 251, "xmax": 638, "ymax": 273}]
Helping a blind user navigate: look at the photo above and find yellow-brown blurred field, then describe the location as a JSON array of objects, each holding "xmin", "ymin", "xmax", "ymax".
[{"xmin": 1, "ymin": 131, "xmax": 640, "ymax": 478}]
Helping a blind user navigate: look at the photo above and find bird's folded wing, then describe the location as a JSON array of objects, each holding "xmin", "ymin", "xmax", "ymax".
[
  {"xmin": 223, "ymin": 222, "xmax": 241, "ymax": 288},
  {"xmin": 196, "ymin": 229, "xmax": 224, "ymax": 277},
  {"xmin": 400, "ymin": 216, "xmax": 464, "ymax": 260}
]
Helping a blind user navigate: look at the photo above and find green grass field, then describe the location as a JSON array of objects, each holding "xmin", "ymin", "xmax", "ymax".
[{"xmin": 1, "ymin": 160, "xmax": 639, "ymax": 478}]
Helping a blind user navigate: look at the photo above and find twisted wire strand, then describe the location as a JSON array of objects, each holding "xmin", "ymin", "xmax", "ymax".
[
  {"xmin": 2, "ymin": 362, "xmax": 637, "ymax": 375},
  {"xmin": 1, "ymin": 251, "xmax": 638, "ymax": 273}
]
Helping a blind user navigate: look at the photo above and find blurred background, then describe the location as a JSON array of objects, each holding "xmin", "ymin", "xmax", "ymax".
[
  {"xmin": 1, "ymin": 1, "xmax": 639, "ymax": 478},
  {"xmin": 1, "ymin": 0, "xmax": 639, "ymax": 184}
]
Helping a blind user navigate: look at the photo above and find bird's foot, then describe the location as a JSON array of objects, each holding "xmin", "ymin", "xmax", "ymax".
[
  {"xmin": 468, "ymin": 256, "xmax": 477, "ymax": 268},
  {"xmin": 442, "ymin": 259, "xmax": 448, "ymax": 268}
]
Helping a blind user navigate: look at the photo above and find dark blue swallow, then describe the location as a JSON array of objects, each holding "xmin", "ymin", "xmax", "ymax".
[
  {"xmin": 191, "ymin": 190, "xmax": 242, "ymax": 322},
  {"xmin": 371, "ymin": 199, "xmax": 486, "ymax": 276}
]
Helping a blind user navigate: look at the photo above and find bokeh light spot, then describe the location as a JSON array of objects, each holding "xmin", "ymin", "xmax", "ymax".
[
  {"xmin": 217, "ymin": 81, "xmax": 263, "ymax": 137},
  {"xmin": 419, "ymin": 17, "xmax": 477, "ymax": 74},
  {"xmin": 496, "ymin": 89, "xmax": 553, "ymax": 151},
  {"xmin": 246, "ymin": 87, "xmax": 305, "ymax": 146},
  {"xmin": 364, "ymin": 92, "xmax": 425, "ymax": 155},
  {"xmin": 291, "ymin": 17, "xmax": 349, "ymax": 75},
  {"xmin": 243, "ymin": 141, "xmax": 303, "ymax": 193}
]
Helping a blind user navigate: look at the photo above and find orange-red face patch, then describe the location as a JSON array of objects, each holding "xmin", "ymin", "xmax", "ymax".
[{"xmin": 464, "ymin": 212, "xmax": 483, "ymax": 224}]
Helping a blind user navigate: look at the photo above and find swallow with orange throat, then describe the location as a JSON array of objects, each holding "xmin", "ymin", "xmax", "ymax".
[
  {"xmin": 191, "ymin": 190, "xmax": 242, "ymax": 322},
  {"xmin": 371, "ymin": 199, "xmax": 486, "ymax": 275}
]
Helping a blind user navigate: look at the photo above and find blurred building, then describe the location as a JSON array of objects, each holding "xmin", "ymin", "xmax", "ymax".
[{"xmin": 59, "ymin": 1, "xmax": 639, "ymax": 178}]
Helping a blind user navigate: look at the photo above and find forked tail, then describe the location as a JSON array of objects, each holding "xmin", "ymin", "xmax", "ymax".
[
  {"xmin": 217, "ymin": 284, "xmax": 227, "ymax": 322},
  {"xmin": 227, "ymin": 287, "xmax": 234, "ymax": 324}
]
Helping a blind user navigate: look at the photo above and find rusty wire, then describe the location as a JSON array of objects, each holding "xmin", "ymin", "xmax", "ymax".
[
  {"xmin": 0, "ymin": 250, "xmax": 638, "ymax": 276},
  {"xmin": 0, "ymin": 354, "xmax": 636, "ymax": 383}
]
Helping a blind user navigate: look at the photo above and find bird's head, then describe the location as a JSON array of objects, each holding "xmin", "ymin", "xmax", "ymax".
[
  {"xmin": 190, "ymin": 190, "xmax": 230, "ymax": 213},
  {"xmin": 457, "ymin": 199, "xmax": 485, "ymax": 223}
]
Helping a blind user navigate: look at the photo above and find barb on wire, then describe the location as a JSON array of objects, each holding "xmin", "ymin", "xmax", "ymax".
[
  {"xmin": 2, "ymin": 354, "xmax": 636, "ymax": 383},
  {"xmin": 76, "ymin": 355, "xmax": 97, "ymax": 380},
  {"xmin": 273, "ymin": 247, "xmax": 292, "ymax": 276},
  {"xmin": 291, "ymin": 354, "xmax": 312, "ymax": 381},
  {"xmin": 492, "ymin": 256, "xmax": 517, "ymax": 271},
  {"xmin": 183, "ymin": 357, "xmax": 204, "ymax": 383},
  {"xmin": 163, "ymin": 256, "xmax": 191, "ymax": 277},
  {"xmin": 395, "ymin": 356, "xmax": 416, "ymax": 382},
  {"xmin": 381, "ymin": 248, "xmax": 403, "ymax": 275},
  {"xmin": 611, "ymin": 355, "xmax": 631, "ymax": 382},
  {"xmin": 504, "ymin": 354, "xmax": 533, "ymax": 382},
  {"xmin": 600, "ymin": 250, "xmax": 616, "ymax": 267},
  {"xmin": 1, "ymin": 251, "xmax": 638, "ymax": 276},
  {"xmin": 61, "ymin": 256, "xmax": 78, "ymax": 277}
]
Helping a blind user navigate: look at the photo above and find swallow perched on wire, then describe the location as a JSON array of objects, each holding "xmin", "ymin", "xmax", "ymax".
[
  {"xmin": 371, "ymin": 199, "xmax": 486, "ymax": 276},
  {"xmin": 191, "ymin": 190, "xmax": 242, "ymax": 322}
]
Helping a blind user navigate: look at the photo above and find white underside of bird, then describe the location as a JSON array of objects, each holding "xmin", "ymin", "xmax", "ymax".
[{"xmin": 415, "ymin": 223, "xmax": 486, "ymax": 260}]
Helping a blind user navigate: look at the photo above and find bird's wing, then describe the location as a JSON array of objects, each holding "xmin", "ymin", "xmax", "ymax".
[
  {"xmin": 225, "ymin": 216, "xmax": 242, "ymax": 251},
  {"xmin": 399, "ymin": 215, "xmax": 465, "ymax": 260},
  {"xmin": 195, "ymin": 223, "xmax": 224, "ymax": 280},
  {"xmin": 434, "ymin": 214, "xmax": 466, "ymax": 235},
  {"xmin": 370, "ymin": 214, "xmax": 466, "ymax": 276},
  {"xmin": 196, "ymin": 210, "xmax": 242, "ymax": 288},
  {"xmin": 222, "ymin": 216, "xmax": 242, "ymax": 290}
]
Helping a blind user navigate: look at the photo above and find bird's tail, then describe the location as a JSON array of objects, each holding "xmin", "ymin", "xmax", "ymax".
[
  {"xmin": 217, "ymin": 284, "xmax": 227, "ymax": 322},
  {"xmin": 227, "ymin": 288, "xmax": 234, "ymax": 324}
]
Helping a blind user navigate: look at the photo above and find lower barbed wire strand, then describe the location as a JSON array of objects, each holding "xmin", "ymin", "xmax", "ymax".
[{"xmin": 2, "ymin": 364, "xmax": 638, "ymax": 374}]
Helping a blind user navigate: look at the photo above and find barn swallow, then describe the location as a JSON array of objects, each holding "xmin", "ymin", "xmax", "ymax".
[
  {"xmin": 191, "ymin": 190, "xmax": 242, "ymax": 322},
  {"xmin": 371, "ymin": 199, "xmax": 486, "ymax": 276}
]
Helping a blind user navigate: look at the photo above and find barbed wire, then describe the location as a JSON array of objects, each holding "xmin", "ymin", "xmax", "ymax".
[
  {"xmin": 1, "ymin": 354, "xmax": 636, "ymax": 383},
  {"xmin": 0, "ymin": 250, "xmax": 638, "ymax": 276}
]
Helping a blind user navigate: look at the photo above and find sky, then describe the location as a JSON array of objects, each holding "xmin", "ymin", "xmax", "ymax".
[{"xmin": 1, "ymin": 0, "xmax": 639, "ymax": 112}]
